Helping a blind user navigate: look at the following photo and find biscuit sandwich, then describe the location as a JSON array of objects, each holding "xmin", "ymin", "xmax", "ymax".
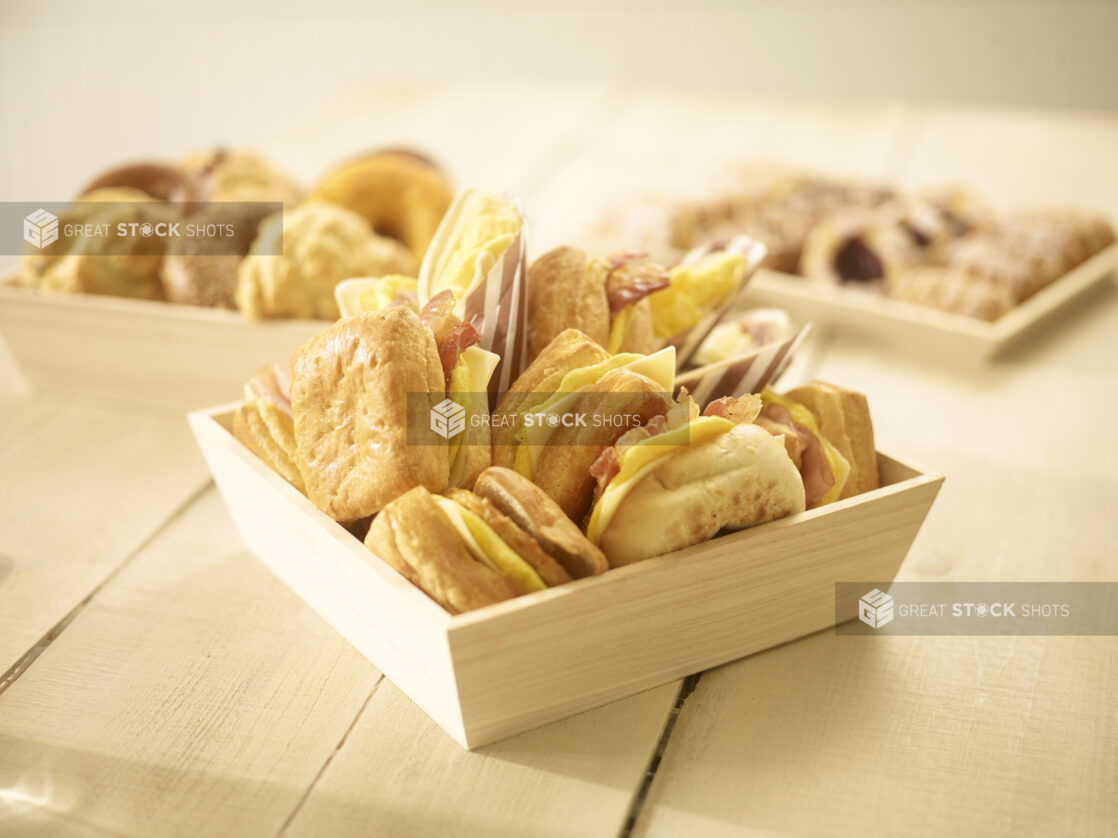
[
  {"xmin": 289, "ymin": 305, "xmax": 449, "ymax": 521},
  {"xmin": 366, "ymin": 467, "xmax": 606, "ymax": 614},
  {"xmin": 586, "ymin": 392, "xmax": 806, "ymax": 566},
  {"xmin": 754, "ymin": 381, "xmax": 879, "ymax": 508},
  {"xmin": 525, "ymin": 247, "xmax": 670, "ymax": 362},
  {"xmin": 233, "ymin": 363, "xmax": 303, "ymax": 493},
  {"xmin": 491, "ymin": 329, "xmax": 676, "ymax": 522}
]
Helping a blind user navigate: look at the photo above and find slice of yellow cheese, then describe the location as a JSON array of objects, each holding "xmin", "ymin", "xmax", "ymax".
[
  {"xmin": 433, "ymin": 496, "xmax": 546, "ymax": 594},
  {"xmin": 513, "ymin": 346, "xmax": 677, "ymax": 476},
  {"xmin": 648, "ymin": 251, "xmax": 744, "ymax": 339},
  {"xmin": 447, "ymin": 346, "xmax": 500, "ymax": 484},
  {"xmin": 606, "ymin": 307, "xmax": 631, "ymax": 354},
  {"xmin": 585, "ymin": 415, "xmax": 733, "ymax": 544},
  {"xmin": 760, "ymin": 388, "xmax": 850, "ymax": 506}
]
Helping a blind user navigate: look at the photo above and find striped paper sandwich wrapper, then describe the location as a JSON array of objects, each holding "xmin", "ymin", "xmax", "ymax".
[
  {"xmin": 668, "ymin": 234, "xmax": 768, "ymax": 370},
  {"xmin": 675, "ymin": 323, "xmax": 812, "ymax": 411},
  {"xmin": 418, "ymin": 189, "xmax": 529, "ymax": 407}
]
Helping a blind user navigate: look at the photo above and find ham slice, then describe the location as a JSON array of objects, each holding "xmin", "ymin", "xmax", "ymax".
[
  {"xmin": 756, "ymin": 403, "xmax": 834, "ymax": 507},
  {"xmin": 249, "ymin": 363, "xmax": 293, "ymax": 418},
  {"xmin": 419, "ymin": 289, "xmax": 456, "ymax": 339}
]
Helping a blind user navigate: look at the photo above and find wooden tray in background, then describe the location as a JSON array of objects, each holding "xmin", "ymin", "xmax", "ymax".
[
  {"xmin": 0, "ymin": 280, "xmax": 323, "ymax": 413},
  {"xmin": 190, "ymin": 402, "xmax": 943, "ymax": 750},
  {"xmin": 741, "ymin": 243, "xmax": 1117, "ymax": 362}
]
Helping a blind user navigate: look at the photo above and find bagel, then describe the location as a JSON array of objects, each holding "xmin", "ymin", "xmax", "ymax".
[
  {"xmin": 78, "ymin": 163, "xmax": 200, "ymax": 204},
  {"xmin": 311, "ymin": 149, "xmax": 453, "ymax": 265}
]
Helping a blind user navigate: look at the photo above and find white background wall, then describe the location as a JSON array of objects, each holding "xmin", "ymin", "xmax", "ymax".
[{"xmin": 2, "ymin": 0, "xmax": 1116, "ymax": 202}]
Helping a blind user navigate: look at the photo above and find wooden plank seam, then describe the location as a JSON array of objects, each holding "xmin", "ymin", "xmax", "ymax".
[
  {"xmin": 275, "ymin": 675, "xmax": 386, "ymax": 838},
  {"xmin": 0, "ymin": 481, "xmax": 213, "ymax": 698},
  {"xmin": 618, "ymin": 673, "xmax": 703, "ymax": 838}
]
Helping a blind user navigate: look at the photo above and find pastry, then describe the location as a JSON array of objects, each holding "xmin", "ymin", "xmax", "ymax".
[
  {"xmin": 417, "ymin": 188, "xmax": 522, "ymax": 305},
  {"xmin": 233, "ymin": 364, "xmax": 303, "ymax": 492},
  {"xmin": 160, "ymin": 150, "xmax": 303, "ymax": 307},
  {"xmin": 160, "ymin": 201, "xmax": 274, "ymax": 308},
  {"xmin": 691, "ymin": 308, "xmax": 796, "ymax": 367},
  {"xmin": 312, "ymin": 149, "xmax": 453, "ymax": 264},
  {"xmin": 236, "ymin": 201, "xmax": 414, "ymax": 320},
  {"xmin": 182, "ymin": 148, "xmax": 302, "ymax": 207},
  {"xmin": 78, "ymin": 163, "xmax": 200, "ymax": 204},
  {"xmin": 472, "ymin": 466, "xmax": 608, "ymax": 578},
  {"xmin": 884, "ymin": 266, "xmax": 1015, "ymax": 322},
  {"xmin": 366, "ymin": 474, "xmax": 603, "ymax": 614},
  {"xmin": 800, "ymin": 207, "xmax": 919, "ymax": 287},
  {"xmin": 19, "ymin": 187, "xmax": 167, "ymax": 299},
  {"xmin": 366, "ymin": 486, "xmax": 521, "ymax": 614},
  {"xmin": 647, "ymin": 239, "xmax": 761, "ymax": 358}
]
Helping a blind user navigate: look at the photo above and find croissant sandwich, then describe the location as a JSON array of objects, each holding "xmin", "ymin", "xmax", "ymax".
[{"xmin": 647, "ymin": 238, "xmax": 764, "ymax": 362}]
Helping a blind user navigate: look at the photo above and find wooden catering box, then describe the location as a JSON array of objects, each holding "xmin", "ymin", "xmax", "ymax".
[
  {"xmin": 189, "ymin": 402, "xmax": 943, "ymax": 749},
  {"xmin": 741, "ymin": 243, "xmax": 1117, "ymax": 362},
  {"xmin": 0, "ymin": 281, "xmax": 322, "ymax": 413}
]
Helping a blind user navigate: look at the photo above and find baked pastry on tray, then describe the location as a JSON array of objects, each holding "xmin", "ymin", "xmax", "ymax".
[{"xmin": 236, "ymin": 202, "xmax": 414, "ymax": 320}]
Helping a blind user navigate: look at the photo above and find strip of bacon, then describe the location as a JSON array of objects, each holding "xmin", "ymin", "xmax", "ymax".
[
  {"xmin": 605, "ymin": 256, "xmax": 672, "ymax": 314},
  {"xmin": 417, "ymin": 290, "xmax": 481, "ymax": 387},
  {"xmin": 588, "ymin": 446, "xmax": 621, "ymax": 491},
  {"xmin": 703, "ymin": 393, "xmax": 762, "ymax": 424},
  {"xmin": 436, "ymin": 322, "xmax": 480, "ymax": 389},
  {"xmin": 607, "ymin": 252, "xmax": 649, "ymax": 271},
  {"xmin": 588, "ymin": 394, "xmax": 698, "ymax": 498}
]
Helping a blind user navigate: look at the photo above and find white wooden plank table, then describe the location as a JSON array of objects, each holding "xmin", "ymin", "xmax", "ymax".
[{"xmin": 0, "ymin": 86, "xmax": 1115, "ymax": 838}]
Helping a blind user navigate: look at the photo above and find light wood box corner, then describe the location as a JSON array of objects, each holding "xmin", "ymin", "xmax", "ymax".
[{"xmin": 0, "ymin": 281, "xmax": 322, "ymax": 413}]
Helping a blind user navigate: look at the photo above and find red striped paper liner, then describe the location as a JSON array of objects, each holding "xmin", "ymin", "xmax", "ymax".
[
  {"xmin": 419, "ymin": 191, "xmax": 529, "ymax": 408},
  {"xmin": 459, "ymin": 227, "xmax": 528, "ymax": 403},
  {"xmin": 674, "ymin": 324, "xmax": 812, "ymax": 410}
]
